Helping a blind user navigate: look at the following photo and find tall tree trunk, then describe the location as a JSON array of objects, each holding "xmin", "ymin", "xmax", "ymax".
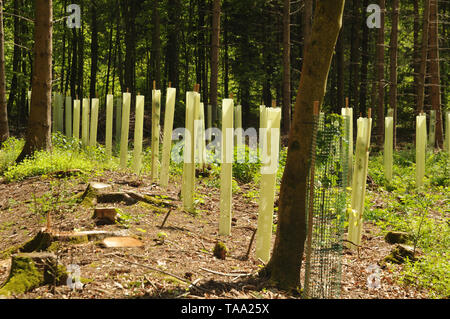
[
  {"xmin": 16, "ymin": 0, "xmax": 53, "ymax": 162},
  {"xmin": 429, "ymin": 0, "xmax": 443, "ymax": 148},
  {"xmin": 349, "ymin": 0, "xmax": 361, "ymax": 109},
  {"xmin": 89, "ymin": 0, "xmax": 98, "ymax": 99},
  {"xmin": 210, "ymin": 0, "xmax": 220, "ymax": 119},
  {"xmin": 104, "ymin": 5, "xmax": 114, "ymax": 98},
  {"xmin": 413, "ymin": 0, "xmax": 420, "ymax": 108},
  {"xmin": 6, "ymin": 0, "xmax": 20, "ymax": 124},
  {"xmin": 167, "ymin": 0, "xmax": 181, "ymax": 89},
  {"xmin": 359, "ymin": 0, "xmax": 369, "ymax": 117},
  {"xmin": 151, "ymin": 0, "xmax": 161, "ymax": 88},
  {"xmin": 60, "ymin": 0, "xmax": 67, "ymax": 93},
  {"xmin": 77, "ymin": 0, "xmax": 84, "ymax": 98},
  {"xmin": 263, "ymin": 0, "xmax": 345, "ymax": 290},
  {"xmin": 389, "ymin": 0, "xmax": 399, "ymax": 147},
  {"xmin": 70, "ymin": 27, "xmax": 78, "ymax": 98},
  {"xmin": 336, "ymin": 29, "xmax": 345, "ymax": 110},
  {"xmin": 417, "ymin": 0, "xmax": 431, "ymax": 114},
  {"xmin": 122, "ymin": 0, "xmax": 138, "ymax": 95},
  {"xmin": 302, "ymin": 0, "xmax": 313, "ymax": 57},
  {"xmin": 282, "ymin": 0, "xmax": 291, "ymax": 135},
  {"xmin": 0, "ymin": 0, "xmax": 9, "ymax": 145},
  {"xmin": 223, "ymin": 3, "xmax": 229, "ymax": 99},
  {"xmin": 375, "ymin": 0, "xmax": 385, "ymax": 147}
]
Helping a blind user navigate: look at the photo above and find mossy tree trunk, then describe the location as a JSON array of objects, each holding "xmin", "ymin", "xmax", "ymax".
[
  {"xmin": 16, "ymin": 0, "xmax": 53, "ymax": 163},
  {"xmin": 262, "ymin": 0, "xmax": 345, "ymax": 290}
]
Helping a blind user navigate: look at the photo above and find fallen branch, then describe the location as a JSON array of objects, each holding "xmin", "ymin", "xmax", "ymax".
[
  {"xmin": 110, "ymin": 254, "xmax": 208, "ymax": 293},
  {"xmin": 159, "ymin": 209, "xmax": 172, "ymax": 229},
  {"xmin": 199, "ymin": 267, "xmax": 253, "ymax": 278}
]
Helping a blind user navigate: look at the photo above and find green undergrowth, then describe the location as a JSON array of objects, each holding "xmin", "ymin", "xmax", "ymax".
[
  {"xmin": 365, "ymin": 146, "xmax": 449, "ymax": 298},
  {"xmin": 0, "ymin": 133, "xmax": 118, "ymax": 182}
]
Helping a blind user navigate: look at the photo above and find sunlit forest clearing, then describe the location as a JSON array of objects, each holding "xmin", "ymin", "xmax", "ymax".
[{"xmin": 0, "ymin": 0, "xmax": 448, "ymax": 300}]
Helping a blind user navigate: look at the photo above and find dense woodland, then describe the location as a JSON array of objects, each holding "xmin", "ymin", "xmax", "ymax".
[{"xmin": 0, "ymin": 0, "xmax": 448, "ymax": 144}]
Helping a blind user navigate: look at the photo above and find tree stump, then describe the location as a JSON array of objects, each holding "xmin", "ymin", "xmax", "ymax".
[{"xmin": 0, "ymin": 252, "xmax": 67, "ymax": 297}]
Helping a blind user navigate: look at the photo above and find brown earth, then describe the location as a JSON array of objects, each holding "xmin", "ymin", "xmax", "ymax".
[{"xmin": 0, "ymin": 170, "xmax": 429, "ymax": 299}]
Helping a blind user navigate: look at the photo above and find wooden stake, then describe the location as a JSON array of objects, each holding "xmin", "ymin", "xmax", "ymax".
[{"xmin": 313, "ymin": 101, "xmax": 320, "ymax": 116}]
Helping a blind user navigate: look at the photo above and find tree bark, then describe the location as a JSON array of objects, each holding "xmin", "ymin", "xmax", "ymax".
[
  {"xmin": 263, "ymin": 0, "xmax": 345, "ymax": 290},
  {"xmin": 428, "ymin": 0, "xmax": 443, "ymax": 148},
  {"xmin": 349, "ymin": 0, "xmax": 361, "ymax": 110},
  {"xmin": 336, "ymin": 29, "xmax": 345, "ymax": 110},
  {"xmin": 359, "ymin": 0, "xmax": 369, "ymax": 117},
  {"xmin": 282, "ymin": 0, "xmax": 291, "ymax": 135},
  {"xmin": 389, "ymin": 0, "xmax": 399, "ymax": 147},
  {"xmin": 210, "ymin": 0, "xmax": 220, "ymax": 123},
  {"xmin": 6, "ymin": 0, "xmax": 21, "ymax": 124},
  {"xmin": 375, "ymin": 0, "xmax": 385, "ymax": 147},
  {"xmin": 16, "ymin": 0, "xmax": 53, "ymax": 163},
  {"xmin": 167, "ymin": 0, "xmax": 181, "ymax": 89},
  {"xmin": 302, "ymin": 0, "xmax": 313, "ymax": 57},
  {"xmin": 89, "ymin": 0, "xmax": 98, "ymax": 99},
  {"xmin": 0, "ymin": 0, "xmax": 8, "ymax": 145},
  {"xmin": 413, "ymin": 0, "xmax": 420, "ymax": 108},
  {"xmin": 417, "ymin": 0, "xmax": 431, "ymax": 114},
  {"xmin": 151, "ymin": 0, "xmax": 161, "ymax": 88}
]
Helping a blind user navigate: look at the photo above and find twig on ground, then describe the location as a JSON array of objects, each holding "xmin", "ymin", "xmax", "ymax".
[
  {"xmin": 199, "ymin": 267, "xmax": 253, "ymax": 278},
  {"xmin": 110, "ymin": 253, "xmax": 208, "ymax": 293}
]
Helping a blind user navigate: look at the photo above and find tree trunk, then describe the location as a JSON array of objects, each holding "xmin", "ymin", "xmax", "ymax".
[
  {"xmin": 336, "ymin": 29, "xmax": 345, "ymax": 110},
  {"xmin": 122, "ymin": 0, "xmax": 138, "ymax": 95},
  {"xmin": 0, "ymin": 0, "xmax": 8, "ymax": 145},
  {"xmin": 70, "ymin": 28, "xmax": 78, "ymax": 99},
  {"xmin": 413, "ymin": 0, "xmax": 420, "ymax": 108},
  {"xmin": 375, "ymin": 0, "xmax": 385, "ymax": 147},
  {"xmin": 6, "ymin": 0, "xmax": 20, "ymax": 124},
  {"xmin": 282, "ymin": 0, "xmax": 291, "ymax": 135},
  {"xmin": 417, "ymin": 0, "xmax": 431, "ymax": 114},
  {"xmin": 210, "ymin": 0, "xmax": 220, "ymax": 122},
  {"xmin": 89, "ymin": 0, "xmax": 98, "ymax": 99},
  {"xmin": 16, "ymin": 0, "xmax": 53, "ymax": 163},
  {"xmin": 389, "ymin": 0, "xmax": 399, "ymax": 148},
  {"xmin": 302, "ymin": 0, "xmax": 313, "ymax": 57},
  {"xmin": 77, "ymin": 0, "xmax": 84, "ymax": 98},
  {"xmin": 359, "ymin": 0, "xmax": 369, "ymax": 117},
  {"xmin": 428, "ymin": 0, "xmax": 443, "ymax": 148},
  {"xmin": 151, "ymin": 0, "xmax": 161, "ymax": 88},
  {"xmin": 263, "ymin": 0, "xmax": 345, "ymax": 290},
  {"xmin": 167, "ymin": 0, "xmax": 181, "ymax": 89},
  {"xmin": 349, "ymin": 0, "xmax": 361, "ymax": 110}
]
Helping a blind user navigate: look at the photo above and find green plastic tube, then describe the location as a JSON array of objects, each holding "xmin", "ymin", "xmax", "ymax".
[
  {"xmin": 160, "ymin": 87, "xmax": 177, "ymax": 187},
  {"xmin": 120, "ymin": 93, "xmax": 131, "ymax": 168},
  {"xmin": 132, "ymin": 95, "xmax": 145, "ymax": 174}
]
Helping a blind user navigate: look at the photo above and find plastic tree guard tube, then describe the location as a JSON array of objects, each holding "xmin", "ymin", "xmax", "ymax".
[
  {"xmin": 384, "ymin": 117, "xmax": 393, "ymax": 181},
  {"xmin": 65, "ymin": 95, "xmax": 72, "ymax": 137},
  {"xmin": 219, "ymin": 98, "xmax": 234, "ymax": 236},
  {"xmin": 120, "ymin": 93, "xmax": 131, "ymax": 168},
  {"xmin": 255, "ymin": 107, "xmax": 281, "ymax": 263},
  {"xmin": 73, "ymin": 99, "xmax": 80, "ymax": 140},
  {"xmin": 151, "ymin": 90, "xmax": 162, "ymax": 180},
  {"xmin": 132, "ymin": 95, "xmax": 145, "ymax": 174},
  {"xmin": 160, "ymin": 87, "xmax": 177, "ymax": 187},
  {"xmin": 81, "ymin": 98, "xmax": 90, "ymax": 147},
  {"xmin": 105, "ymin": 94, "xmax": 114, "ymax": 157},
  {"xmin": 416, "ymin": 114, "xmax": 427, "ymax": 187},
  {"xmin": 89, "ymin": 98, "xmax": 99, "ymax": 147}
]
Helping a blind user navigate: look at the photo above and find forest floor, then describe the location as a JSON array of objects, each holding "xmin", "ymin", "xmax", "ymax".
[{"xmin": 0, "ymin": 169, "xmax": 431, "ymax": 299}]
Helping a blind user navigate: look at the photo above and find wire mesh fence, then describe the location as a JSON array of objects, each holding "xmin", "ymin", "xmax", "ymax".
[{"xmin": 303, "ymin": 113, "xmax": 350, "ymax": 299}]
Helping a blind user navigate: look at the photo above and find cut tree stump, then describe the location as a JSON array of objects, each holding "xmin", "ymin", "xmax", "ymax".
[
  {"xmin": 93, "ymin": 207, "xmax": 123, "ymax": 225},
  {"xmin": 385, "ymin": 231, "xmax": 411, "ymax": 244},
  {"xmin": 100, "ymin": 237, "xmax": 144, "ymax": 248},
  {"xmin": 0, "ymin": 252, "xmax": 67, "ymax": 297},
  {"xmin": 20, "ymin": 229, "xmax": 130, "ymax": 253}
]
